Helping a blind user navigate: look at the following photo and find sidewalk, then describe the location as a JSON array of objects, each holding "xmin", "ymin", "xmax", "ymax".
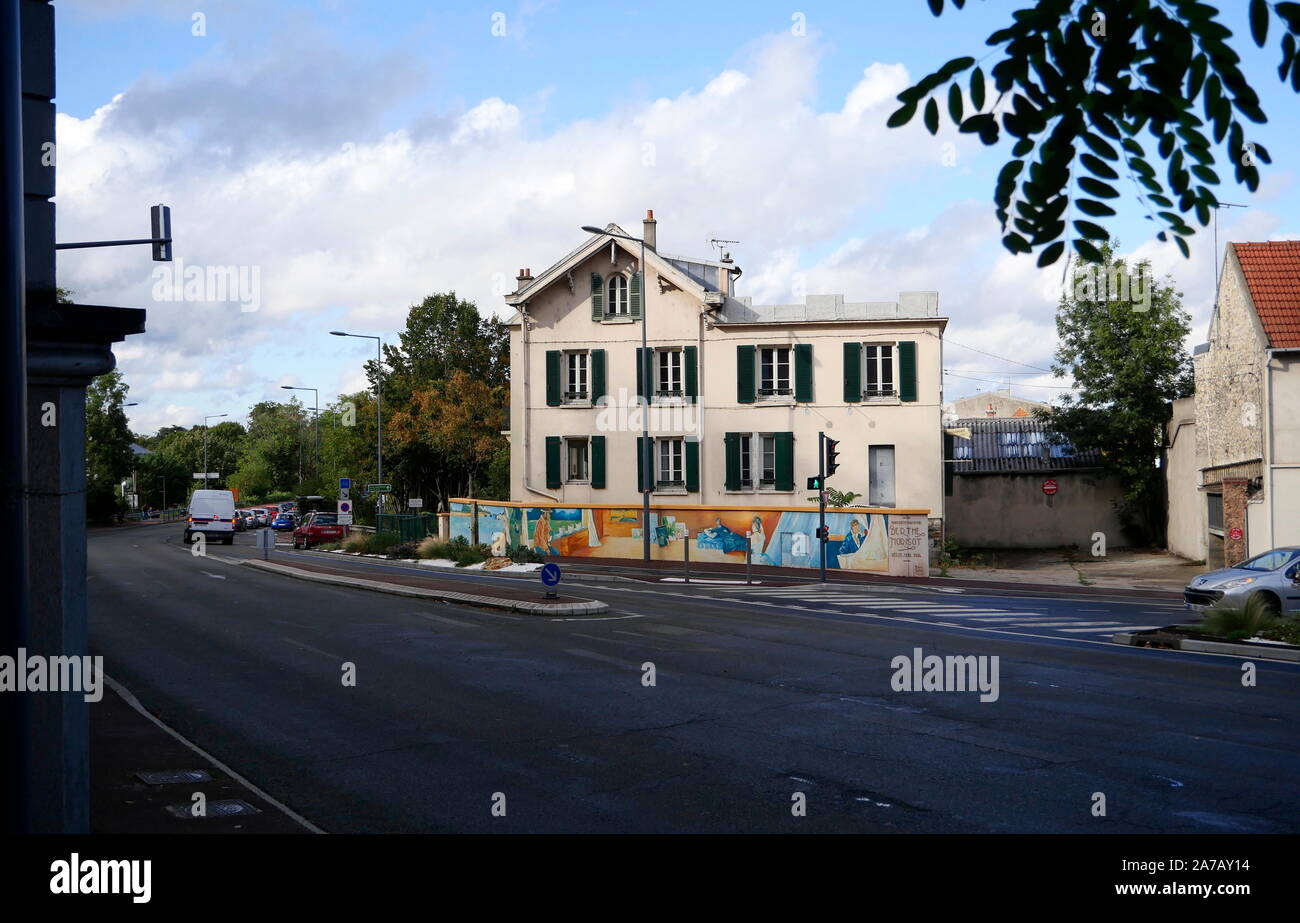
[
  {"xmin": 245, "ymin": 556, "xmax": 610, "ymax": 615},
  {"xmin": 92, "ymin": 676, "xmax": 312, "ymax": 833},
  {"xmin": 938, "ymin": 548, "xmax": 1202, "ymax": 593}
]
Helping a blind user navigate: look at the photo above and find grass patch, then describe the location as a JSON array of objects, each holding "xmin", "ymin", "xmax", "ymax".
[{"xmin": 1197, "ymin": 595, "xmax": 1280, "ymax": 641}]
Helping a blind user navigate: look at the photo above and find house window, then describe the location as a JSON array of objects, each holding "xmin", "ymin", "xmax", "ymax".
[
  {"xmin": 656, "ymin": 349, "xmax": 683, "ymax": 397},
  {"xmin": 738, "ymin": 434, "xmax": 753, "ymax": 488},
  {"xmin": 864, "ymin": 344, "xmax": 895, "ymax": 398},
  {"xmin": 1207, "ymin": 492, "xmax": 1224, "ymax": 533},
  {"xmin": 565, "ymin": 351, "xmax": 588, "ymax": 402},
  {"xmin": 606, "ymin": 275, "xmax": 629, "ymax": 315},
  {"xmin": 566, "ymin": 438, "xmax": 589, "ymax": 483},
  {"xmin": 760, "ymin": 434, "xmax": 777, "ymax": 487},
  {"xmin": 657, "ymin": 437, "xmax": 684, "ymax": 487},
  {"xmin": 759, "ymin": 346, "xmax": 791, "ymax": 396}
]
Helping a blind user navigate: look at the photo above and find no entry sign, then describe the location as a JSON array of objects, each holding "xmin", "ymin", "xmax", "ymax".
[
  {"xmin": 1228, "ymin": 527, "xmax": 1244, "ymax": 541},
  {"xmin": 1041, "ymin": 479, "xmax": 1059, "ymax": 496}
]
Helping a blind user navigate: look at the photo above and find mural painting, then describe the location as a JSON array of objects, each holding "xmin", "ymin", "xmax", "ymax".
[{"xmin": 449, "ymin": 500, "xmax": 928, "ymax": 573}]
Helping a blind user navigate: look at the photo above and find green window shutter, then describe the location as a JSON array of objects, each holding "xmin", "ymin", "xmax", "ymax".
[
  {"xmin": 591, "ymin": 349, "xmax": 607, "ymax": 404},
  {"xmin": 774, "ymin": 432, "xmax": 794, "ymax": 491},
  {"xmin": 898, "ymin": 340, "xmax": 918, "ymax": 402},
  {"xmin": 737, "ymin": 345, "xmax": 756, "ymax": 403},
  {"xmin": 545, "ymin": 436, "xmax": 561, "ymax": 489},
  {"xmin": 843, "ymin": 342, "xmax": 862, "ymax": 403},
  {"xmin": 685, "ymin": 439, "xmax": 700, "ymax": 492},
  {"xmin": 637, "ymin": 436, "xmax": 650, "ymax": 492},
  {"xmin": 590, "ymin": 273, "xmax": 604, "ymax": 320},
  {"xmin": 635, "ymin": 347, "xmax": 646, "ymax": 400},
  {"xmin": 724, "ymin": 432, "xmax": 741, "ymax": 491},
  {"xmin": 629, "ymin": 271, "xmax": 643, "ymax": 319},
  {"xmin": 545, "ymin": 350, "xmax": 562, "ymax": 406},
  {"xmin": 684, "ymin": 345, "xmax": 698, "ymax": 402},
  {"xmin": 794, "ymin": 343, "xmax": 813, "ymax": 402},
  {"xmin": 591, "ymin": 436, "xmax": 606, "ymax": 489}
]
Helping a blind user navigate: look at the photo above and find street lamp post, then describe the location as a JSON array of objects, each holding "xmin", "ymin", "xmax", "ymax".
[
  {"xmin": 203, "ymin": 413, "xmax": 226, "ymax": 489},
  {"xmin": 581, "ymin": 224, "xmax": 651, "ymax": 561},
  {"xmin": 330, "ymin": 331, "xmax": 383, "ymax": 514},
  {"xmin": 281, "ymin": 385, "xmax": 319, "ymax": 478}
]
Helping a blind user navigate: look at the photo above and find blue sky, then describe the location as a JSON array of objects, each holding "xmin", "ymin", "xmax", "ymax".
[{"xmin": 52, "ymin": 0, "xmax": 1300, "ymax": 433}]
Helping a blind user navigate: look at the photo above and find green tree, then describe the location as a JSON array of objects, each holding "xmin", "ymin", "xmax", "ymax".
[
  {"xmin": 229, "ymin": 400, "xmax": 307, "ymax": 498},
  {"xmin": 85, "ymin": 370, "xmax": 135, "ymax": 521},
  {"xmin": 1038, "ymin": 244, "xmax": 1194, "ymax": 544},
  {"xmin": 888, "ymin": 0, "xmax": 1300, "ymax": 264},
  {"xmin": 135, "ymin": 449, "xmax": 190, "ymax": 510}
]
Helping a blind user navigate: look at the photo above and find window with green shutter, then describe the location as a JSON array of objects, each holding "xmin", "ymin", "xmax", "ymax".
[
  {"xmin": 685, "ymin": 439, "xmax": 700, "ymax": 492},
  {"xmin": 545, "ymin": 350, "xmax": 562, "ymax": 406},
  {"xmin": 629, "ymin": 271, "xmax": 642, "ymax": 319},
  {"xmin": 723, "ymin": 432, "xmax": 742, "ymax": 491},
  {"xmin": 635, "ymin": 347, "xmax": 647, "ymax": 400},
  {"xmin": 636, "ymin": 436, "xmax": 650, "ymax": 492},
  {"xmin": 794, "ymin": 343, "xmax": 813, "ymax": 402},
  {"xmin": 590, "ymin": 273, "xmax": 603, "ymax": 320},
  {"xmin": 774, "ymin": 432, "xmax": 794, "ymax": 491},
  {"xmin": 684, "ymin": 345, "xmax": 698, "ymax": 402},
  {"xmin": 843, "ymin": 342, "xmax": 862, "ymax": 402},
  {"xmin": 591, "ymin": 435, "xmax": 606, "ymax": 489},
  {"xmin": 545, "ymin": 436, "xmax": 561, "ymax": 489},
  {"xmin": 897, "ymin": 340, "xmax": 918, "ymax": 402},
  {"xmin": 737, "ymin": 345, "xmax": 756, "ymax": 403},
  {"xmin": 591, "ymin": 349, "xmax": 607, "ymax": 404}
]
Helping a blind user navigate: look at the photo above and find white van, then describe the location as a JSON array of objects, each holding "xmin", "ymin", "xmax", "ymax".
[{"xmin": 185, "ymin": 489, "xmax": 237, "ymax": 545}]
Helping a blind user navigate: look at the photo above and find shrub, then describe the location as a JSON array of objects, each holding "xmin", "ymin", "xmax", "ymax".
[
  {"xmin": 508, "ymin": 543, "xmax": 545, "ymax": 564},
  {"xmin": 366, "ymin": 532, "xmax": 401, "ymax": 556},
  {"xmin": 343, "ymin": 533, "xmax": 370, "ymax": 554},
  {"xmin": 316, "ymin": 542, "xmax": 341, "ymax": 551},
  {"xmin": 386, "ymin": 540, "xmax": 422, "ymax": 559},
  {"xmin": 1200, "ymin": 595, "xmax": 1280, "ymax": 641},
  {"xmin": 1260, "ymin": 618, "xmax": 1300, "ymax": 646}
]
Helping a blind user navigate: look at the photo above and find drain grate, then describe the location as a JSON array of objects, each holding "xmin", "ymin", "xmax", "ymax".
[
  {"xmin": 166, "ymin": 798, "xmax": 263, "ymax": 819},
  {"xmin": 135, "ymin": 769, "xmax": 214, "ymax": 785}
]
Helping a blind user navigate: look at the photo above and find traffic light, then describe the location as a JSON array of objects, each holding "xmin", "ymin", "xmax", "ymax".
[
  {"xmin": 815, "ymin": 525, "xmax": 829, "ymax": 540},
  {"xmin": 807, "ymin": 475, "xmax": 823, "ymax": 490},
  {"xmin": 824, "ymin": 438, "xmax": 840, "ymax": 477}
]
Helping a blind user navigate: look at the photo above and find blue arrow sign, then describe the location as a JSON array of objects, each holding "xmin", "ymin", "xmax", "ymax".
[{"xmin": 540, "ymin": 562, "xmax": 561, "ymax": 587}]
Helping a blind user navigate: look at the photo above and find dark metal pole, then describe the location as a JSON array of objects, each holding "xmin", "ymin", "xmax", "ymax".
[
  {"xmin": 1, "ymin": 0, "xmax": 31, "ymax": 834},
  {"xmin": 683, "ymin": 527, "xmax": 690, "ymax": 583},
  {"xmin": 819, "ymin": 431, "xmax": 827, "ymax": 583},
  {"xmin": 640, "ymin": 236, "xmax": 650, "ymax": 562}
]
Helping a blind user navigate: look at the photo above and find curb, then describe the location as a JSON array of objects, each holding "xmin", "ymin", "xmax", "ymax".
[
  {"xmin": 242, "ymin": 559, "xmax": 610, "ymax": 616},
  {"xmin": 1112, "ymin": 629, "xmax": 1300, "ymax": 662}
]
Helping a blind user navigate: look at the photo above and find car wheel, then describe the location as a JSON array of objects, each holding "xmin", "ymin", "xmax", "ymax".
[
  {"xmin": 1250, "ymin": 591, "xmax": 1281, "ymax": 616},
  {"xmin": 224, "ymin": 536, "xmax": 234, "ymax": 545},
  {"xmin": 183, "ymin": 530, "xmax": 190, "ymax": 543}
]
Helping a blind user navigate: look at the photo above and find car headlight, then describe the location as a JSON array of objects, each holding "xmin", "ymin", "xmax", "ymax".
[{"xmin": 1217, "ymin": 576, "xmax": 1257, "ymax": 590}]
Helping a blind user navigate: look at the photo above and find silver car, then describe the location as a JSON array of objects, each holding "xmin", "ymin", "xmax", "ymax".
[{"xmin": 1184, "ymin": 547, "xmax": 1300, "ymax": 615}]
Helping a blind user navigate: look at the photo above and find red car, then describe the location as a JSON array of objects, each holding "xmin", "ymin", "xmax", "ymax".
[{"xmin": 292, "ymin": 512, "xmax": 345, "ymax": 549}]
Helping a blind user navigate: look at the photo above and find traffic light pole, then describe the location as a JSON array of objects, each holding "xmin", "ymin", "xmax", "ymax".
[{"xmin": 818, "ymin": 431, "xmax": 827, "ymax": 583}]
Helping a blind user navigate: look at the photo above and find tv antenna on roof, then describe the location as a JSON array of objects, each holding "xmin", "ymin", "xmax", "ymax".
[{"xmin": 709, "ymin": 238, "xmax": 739, "ymax": 262}]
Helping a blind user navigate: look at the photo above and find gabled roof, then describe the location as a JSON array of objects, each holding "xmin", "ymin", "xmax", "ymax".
[
  {"xmin": 503, "ymin": 223, "xmax": 711, "ymax": 307},
  {"xmin": 1231, "ymin": 241, "xmax": 1300, "ymax": 349}
]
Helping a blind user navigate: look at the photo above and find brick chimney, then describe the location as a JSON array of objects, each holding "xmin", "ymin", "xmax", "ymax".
[
  {"xmin": 643, "ymin": 209, "xmax": 657, "ymax": 251},
  {"xmin": 515, "ymin": 268, "xmax": 532, "ymax": 291}
]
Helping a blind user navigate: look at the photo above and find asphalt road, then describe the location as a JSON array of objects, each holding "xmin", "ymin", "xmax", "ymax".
[{"xmin": 88, "ymin": 525, "xmax": 1300, "ymax": 833}]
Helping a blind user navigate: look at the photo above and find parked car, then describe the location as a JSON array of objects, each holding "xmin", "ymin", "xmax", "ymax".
[
  {"xmin": 250, "ymin": 508, "xmax": 270, "ymax": 527},
  {"xmin": 292, "ymin": 512, "xmax": 346, "ymax": 549},
  {"xmin": 233, "ymin": 509, "xmax": 248, "ymax": 532},
  {"xmin": 1184, "ymin": 547, "xmax": 1300, "ymax": 615},
  {"xmin": 185, "ymin": 489, "xmax": 237, "ymax": 545},
  {"xmin": 270, "ymin": 511, "xmax": 296, "ymax": 530}
]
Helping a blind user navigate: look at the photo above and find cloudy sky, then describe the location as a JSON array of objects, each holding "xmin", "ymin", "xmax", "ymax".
[{"xmin": 53, "ymin": 0, "xmax": 1300, "ymax": 434}]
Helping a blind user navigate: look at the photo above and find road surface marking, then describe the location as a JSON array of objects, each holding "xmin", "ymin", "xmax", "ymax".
[
  {"xmin": 281, "ymin": 637, "xmax": 347, "ymax": 661},
  {"xmin": 200, "ymin": 571, "xmax": 227, "ymax": 580},
  {"xmin": 564, "ymin": 648, "xmax": 629, "ymax": 666}
]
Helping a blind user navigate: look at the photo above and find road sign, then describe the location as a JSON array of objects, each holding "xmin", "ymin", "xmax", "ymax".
[
  {"xmin": 1041, "ymin": 479, "xmax": 1059, "ymax": 496},
  {"xmin": 1228, "ymin": 527, "xmax": 1244, "ymax": 541},
  {"xmin": 193, "ymin": 473, "xmax": 218, "ymax": 479},
  {"xmin": 339, "ymin": 477, "xmax": 351, "ymax": 490},
  {"xmin": 408, "ymin": 498, "xmax": 423, "ymax": 509},
  {"xmin": 368, "ymin": 483, "xmax": 392, "ymax": 492},
  {"xmin": 540, "ymin": 562, "xmax": 561, "ymax": 587}
]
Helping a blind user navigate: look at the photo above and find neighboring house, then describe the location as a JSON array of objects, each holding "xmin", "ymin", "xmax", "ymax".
[
  {"xmin": 946, "ymin": 388, "xmax": 1050, "ymax": 420},
  {"xmin": 944, "ymin": 417, "xmax": 1125, "ymax": 548},
  {"xmin": 503, "ymin": 210, "xmax": 948, "ymax": 541},
  {"xmin": 1166, "ymin": 241, "xmax": 1300, "ymax": 567}
]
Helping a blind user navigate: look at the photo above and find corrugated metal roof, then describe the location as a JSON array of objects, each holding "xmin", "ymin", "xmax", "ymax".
[{"xmin": 950, "ymin": 417, "xmax": 1104, "ymax": 473}]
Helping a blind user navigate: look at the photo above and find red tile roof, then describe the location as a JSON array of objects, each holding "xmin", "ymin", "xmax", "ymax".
[{"xmin": 1232, "ymin": 241, "xmax": 1300, "ymax": 348}]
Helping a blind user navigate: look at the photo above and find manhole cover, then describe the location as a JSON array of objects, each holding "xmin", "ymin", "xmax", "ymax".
[
  {"xmin": 135, "ymin": 769, "xmax": 214, "ymax": 785},
  {"xmin": 166, "ymin": 799, "xmax": 262, "ymax": 819}
]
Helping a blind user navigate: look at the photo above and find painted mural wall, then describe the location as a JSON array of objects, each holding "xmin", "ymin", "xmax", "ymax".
[{"xmin": 448, "ymin": 499, "xmax": 930, "ymax": 577}]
